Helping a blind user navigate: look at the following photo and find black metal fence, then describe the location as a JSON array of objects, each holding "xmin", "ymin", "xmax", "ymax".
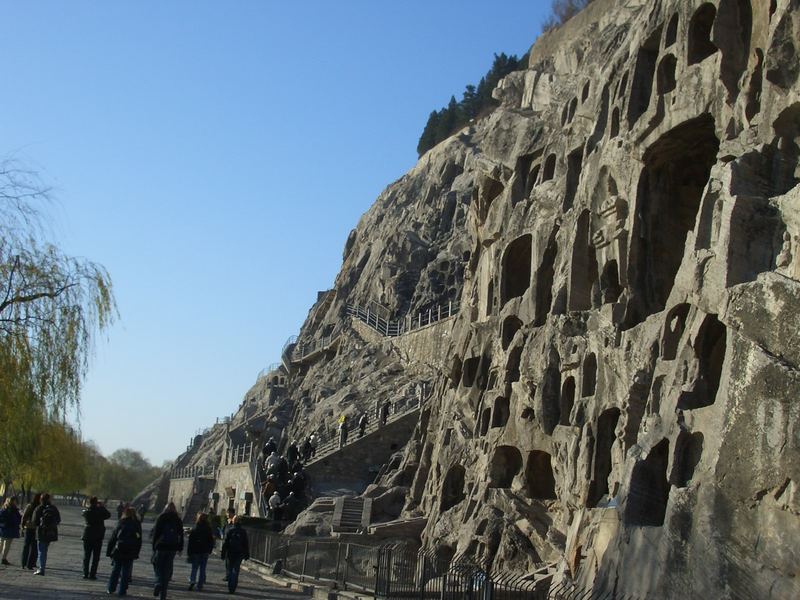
[{"xmin": 244, "ymin": 528, "xmax": 636, "ymax": 599}]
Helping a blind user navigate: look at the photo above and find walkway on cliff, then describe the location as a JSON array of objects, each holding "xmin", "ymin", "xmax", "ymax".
[
  {"xmin": 0, "ymin": 504, "xmax": 309, "ymax": 599},
  {"xmin": 306, "ymin": 392, "xmax": 423, "ymax": 466}
]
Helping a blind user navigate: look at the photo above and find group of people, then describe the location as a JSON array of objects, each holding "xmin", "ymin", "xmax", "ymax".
[
  {"xmin": 339, "ymin": 399, "xmax": 392, "ymax": 449},
  {"xmin": 259, "ymin": 437, "xmax": 309, "ymax": 523},
  {"xmin": 0, "ymin": 493, "xmax": 62, "ymax": 575},
  {"xmin": 0, "ymin": 494, "xmax": 251, "ymax": 597}
]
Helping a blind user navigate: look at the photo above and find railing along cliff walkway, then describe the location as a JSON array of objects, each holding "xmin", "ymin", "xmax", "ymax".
[
  {"xmin": 347, "ymin": 300, "xmax": 459, "ymax": 337},
  {"xmin": 306, "ymin": 392, "xmax": 423, "ymax": 467}
]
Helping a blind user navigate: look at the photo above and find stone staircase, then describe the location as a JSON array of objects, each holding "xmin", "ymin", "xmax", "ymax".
[{"xmin": 331, "ymin": 496, "xmax": 372, "ymax": 534}]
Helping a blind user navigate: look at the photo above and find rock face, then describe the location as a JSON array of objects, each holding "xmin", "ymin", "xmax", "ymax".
[{"xmin": 163, "ymin": 0, "xmax": 800, "ymax": 597}]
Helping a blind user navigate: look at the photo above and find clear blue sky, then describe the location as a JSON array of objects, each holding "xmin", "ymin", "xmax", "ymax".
[{"xmin": 0, "ymin": 1, "xmax": 551, "ymax": 465}]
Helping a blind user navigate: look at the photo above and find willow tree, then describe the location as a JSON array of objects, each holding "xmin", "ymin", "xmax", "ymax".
[{"xmin": 0, "ymin": 161, "xmax": 117, "ymax": 486}]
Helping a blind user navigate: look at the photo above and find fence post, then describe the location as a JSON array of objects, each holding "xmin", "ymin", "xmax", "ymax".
[
  {"xmin": 302, "ymin": 541, "xmax": 309, "ymax": 580},
  {"xmin": 343, "ymin": 544, "xmax": 351, "ymax": 591},
  {"xmin": 418, "ymin": 313, "xmax": 422, "ymax": 328},
  {"xmin": 265, "ymin": 535, "xmax": 270, "ymax": 563},
  {"xmin": 438, "ymin": 305, "xmax": 441, "ymax": 321},
  {"xmin": 334, "ymin": 541, "xmax": 342, "ymax": 585},
  {"xmin": 449, "ymin": 300, "xmax": 452, "ymax": 316}
]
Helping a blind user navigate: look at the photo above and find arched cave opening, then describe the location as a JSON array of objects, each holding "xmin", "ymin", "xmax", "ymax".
[
  {"xmin": 491, "ymin": 397, "xmax": 510, "ymax": 428},
  {"xmin": 540, "ymin": 352, "xmax": 562, "ymax": 435},
  {"xmin": 440, "ymin": 465, "xmax": 466, "ymax": 512},
  {"xmin": 489, "ymin": 446, "xmax": 523, "ymax": 488},
  {"xmin": 462, "ymin": 356, "xmax": 480, "ymax": 388},
  {"xmin": 678, "ymin": 314, "xmax": 727, "ymax": 410},
  {"xmin": 657, "ymin": 54, "xmax": 677, "ymax": 95},
  {"xmin": 626, "ymin": 438, "xmax": 670, "ymax": 526},
  {"xmin": 587, "ymin": 408, "xmax": 621, "ymax": 507},
  {"xmin": 662, "ymin": 303, "xmax": 691, "ymax": 360},
  {"xmin": 486, "ymin": 280, "xmax": 495, "ymax": 317},
  {"xmin": 479, "ymin": 407, "xmax": 491, "ymax": 436},
  {"xmin": 627, "ymin": 26, "xmax": 662, "ymax": 128},
  {"xmin": 600, "ymin": 259, "xmax": 622, "ymax": 304},
  {"xmin": 559, "ymin": 377, "xmax": 575, "ymax": 426},
  {"xmin": 609, "ymin": 107, "xmax": 620, "ymax": 138},
  {"xmin": 626, "ymin": 115, "xmax": 719, "ymax": 328},
  {"xmin": 450, "ymin": 356, "xmax": 463, "ymax": 389},
  {"xmin": 564, "ymin": 146, "xmax": 584, "ymax": 212},
  {"xmin": 477, "ymin": 353, "xmax": 492, "ymax": 390},
  {"xmin": 533, "ymin": 231, "xmax": 559, "ymax": 327},
  {"xmin": 716, "ymin": 0, "xmax": 752, "ymax": 100},
  {"xmin": 505, "ymin": 346, "xmax": 523, "ymax": 384},
  {"xmin": 582, "ymin": 353, "xmax": 597, "ymax": 397},
  {"xmin": 526, "ymin": 450, "xmax": 557, "ymax": 500},
  {"xmin": 501, "ymin": 316, "xmax": 523, "ymax": 351},
  {"xmin": 569, "ymin": 210, "xmax": 598, "ymax": 312},
  {"xmin": 501, "ymin": 234, "xmax": 532, "ymax": 307},
  {"xmin": 672, "ymin": 432, "xmax": 704, "ymax": 487},
  {"xmin": 542, "ymin": 154, "xmax": 557, "ymax": 182},
  {"xmin": 665, "ymin": 13, "xmax": 679, "ymax": 47},
  {"xmin": 688, "ymin": 4, "xmax": 718, "ymax": 65}
]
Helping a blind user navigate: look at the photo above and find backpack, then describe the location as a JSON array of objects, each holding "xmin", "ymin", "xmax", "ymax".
[
  {"xmin": 157, "ymin": 518, "xmax": 180, "ymax": 549},
  {"xmin": 226, "ymin": 527, "xmax": 245, "ymax": 556},
  {"xmin": 115, "ymin": 521, "xmax": 140, "ymax": 555},
  {"xmin": 39, "ymin": 505, "xmax": 58, "ymax": 542}
]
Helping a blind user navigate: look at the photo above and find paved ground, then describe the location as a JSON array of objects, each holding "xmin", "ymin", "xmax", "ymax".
[{"xmin": 0, "ymin": 505, "xmax": 310, "ymax": 599}]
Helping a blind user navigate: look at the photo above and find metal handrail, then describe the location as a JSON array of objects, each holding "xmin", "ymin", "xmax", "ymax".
[
  {"xmin": 346, "ymin": 300, "xmax": 459, "ymax": 337},
  {"xmin": 305, "ymin": 392, "xmax": 424, "ymax": 466},
  {"xmin": 170, "ymin": 465, "xmax": 215, "ymax": 479}
]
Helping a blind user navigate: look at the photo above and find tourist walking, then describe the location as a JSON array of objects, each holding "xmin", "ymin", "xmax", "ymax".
[
  {"xmin": 151, "ymin": 502, "xmax": 183, "ymax": 600},
  {"xmin": 268, "ymin": 491, "xmax": 282, "ymax": 521},
  {"xmin": 380, "ymin": 400, "xmax": 391, "ymax": 426},
  {"xmin": 308, "ymin": 433, "xmax": 317, "ymax": 457},
  {"xmin": 32, "ymin": 493, "xmax": 61, "ymax": 575},
  {"xmin": 20, "ymin": 493, "xmax": 40, "ymax": 569},
  {"xmin": 81, "ymin": 496, "xmax": 111, "ymax": 579},
  {"xmin": 286, "ymin": 440, "xmax": 299, "ymax": 465},
  {"xmin": 220, "ymin": 515, "xmax": 249, "ymax": 594},
  {"xmin": 186, "ymin": 512, "xmax": 215, "ymax": 591},
  {"xmin": 116, "ymin": 501, "xmax": 125, "ymax": 520},
  {"xmin": 338, "ymin": 415, "xmax": 349, "ymax": 449},
  {"xmin": 262, "ymin": 436, "xmax": 277, "ymax": 457},
  {"xmin": 106, "ymin": 506, "xmax": 142, "ymax": 596},
  {"xmin": 0, "ymin": 497, "xmax": 22, "ymax": 566},
  {"xmin": 358, "ymin": 413, "xmax": 368, "ymax": 437}
]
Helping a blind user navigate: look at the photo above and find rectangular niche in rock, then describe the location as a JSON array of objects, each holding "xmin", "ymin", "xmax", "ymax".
[{"xmin": 625, "ymin": 115, "xmax": 720, "ymax": 328}]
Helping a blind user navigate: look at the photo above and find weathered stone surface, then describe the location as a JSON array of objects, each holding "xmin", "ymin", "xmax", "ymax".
[{"xmin": 159, "ymin": 0, "xmax": 800, "ymax": 597}]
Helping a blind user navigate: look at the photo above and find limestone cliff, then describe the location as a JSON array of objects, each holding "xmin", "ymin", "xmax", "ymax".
[{"xmin": 165, "ymin": 0, "xmax": 800, "ymax": 597}]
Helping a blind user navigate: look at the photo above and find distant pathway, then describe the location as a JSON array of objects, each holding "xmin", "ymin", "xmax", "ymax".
[{"xmin": 0, "ymin": 504, "xmax": 309, "ymax": 599}]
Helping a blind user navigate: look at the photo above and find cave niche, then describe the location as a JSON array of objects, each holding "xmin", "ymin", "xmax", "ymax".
[
  {"xmin": 625, "ymin": 115, "xmax": 720, "ymax": 328},
  {"xmin": 626, "ymin": 438, "xmax": 670, "ymax": 526},
  {"xmin": 587, "ymin": 408, "xmax": 621, "ymax": 507},
  {"xmin": 688, "ymin": 4, "xmax": 718, "ymax": 65},
  {"xmin": 489, "ymin": 446, "xmax": 523, "ymax": 488},
  {"xmin": 526, "ymin": 450, "xmax": 557, "ymax": 500},
  {"xmin": 501, "ymin": 234, "xmax": 532, "ymax": 307},
  {"xmin": 440, "ymin": 465, "xmax": 466, "ymax": 512}
]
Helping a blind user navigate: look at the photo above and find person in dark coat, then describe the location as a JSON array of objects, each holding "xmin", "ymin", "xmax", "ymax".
[
  {"xmin": 20, "ymin": 493, "xmax": 41, "ymax": 569},
  {"xmin": 116, "ymin": 501, "xmax": 125, "ymax": 520},
  {"xmin": 220, "ymin": 515, "xmax": 249, "ymax": 593},
  {"xmin": 151, "ymin": 502, "xmax": 184, "ymax": 600},
  {"xmin": 358, "ymin": 413, "xmax": 368, "ymax": 437},
  {"xmin": 32, "ymin": 493, "xmax": 61, "ymax": 575},
  {"xmin": 286, "ymin": 441, "xmax": 299, "ymax": 465},
  {"xmin": 106, "ymin": 506, "xmax": 142, "ymax": 596},
  {"xmin": 81, "ymin": 496, "xmax": 111, "ymax": 579},
  {"xmin": 186, "ymin": 512, "xmax": 215, "ymax": 591},
  {"xmin": 0, "ymin": 497, "xmax": 22, "ymax": 565},
  {"xmin": 262, "ymin": 436, "xmax": 277, "ymax": 457}
]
